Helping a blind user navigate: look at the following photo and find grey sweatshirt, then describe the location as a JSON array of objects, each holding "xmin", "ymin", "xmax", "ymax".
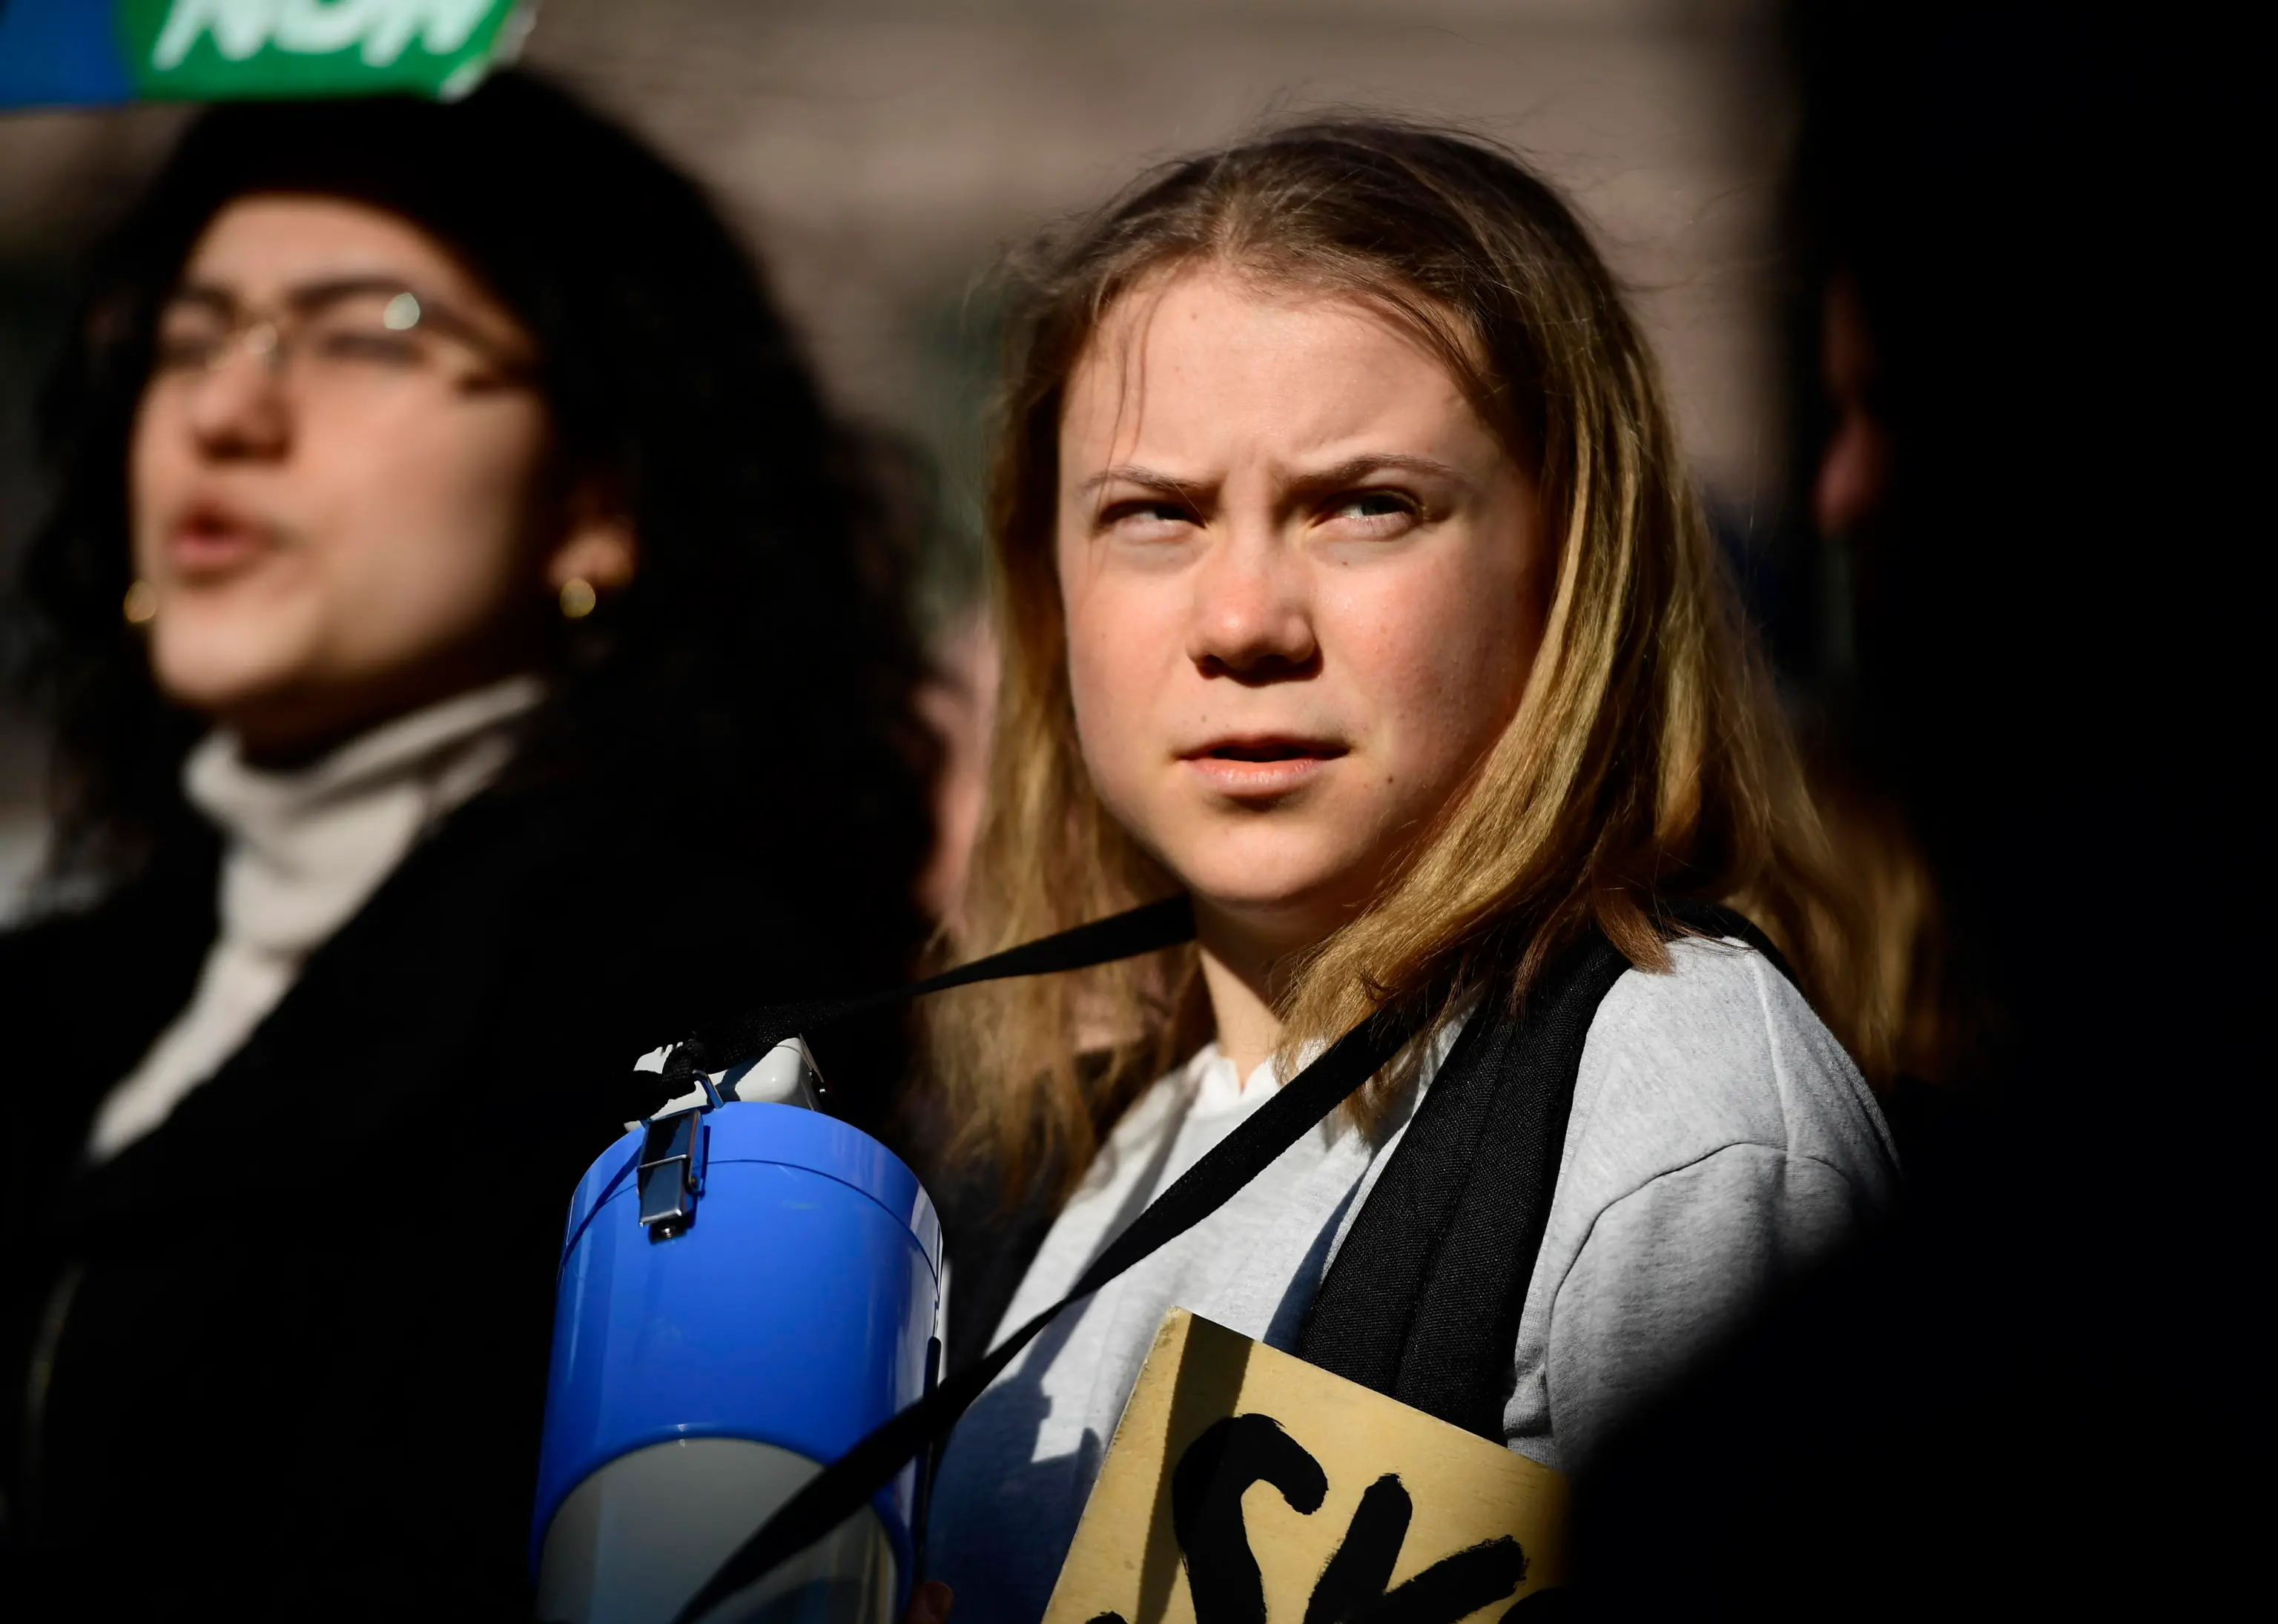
[{"xmin": 926, "ymin": 935, "xmax": 1899, "ymax": 1622}]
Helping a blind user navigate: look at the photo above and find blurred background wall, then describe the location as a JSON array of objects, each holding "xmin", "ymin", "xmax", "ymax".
[{"xmin": 0, "ymin": 0, "xmax": 1796, "ymax": 919}]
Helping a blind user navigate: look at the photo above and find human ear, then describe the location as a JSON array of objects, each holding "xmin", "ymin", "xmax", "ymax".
[{"xmin": 544, "ymin": 481, "xmax": 638, "ymax": 598}]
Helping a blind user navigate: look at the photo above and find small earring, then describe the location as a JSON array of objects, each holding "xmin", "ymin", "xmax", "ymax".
[
  {"xmin": 558, "ymin": 577, "xmax": 598, "ymax": 621},
  {"xmin": 123, "ymin": 580, "xmax": 159, "ymax": 626}
]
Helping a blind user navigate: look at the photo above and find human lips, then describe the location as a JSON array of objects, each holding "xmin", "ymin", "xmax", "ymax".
[
  {"xmin": 164, "ymin": 495, "xmax": 275, "ymax": 579},
  {"xmin": 1180, "ymin": 734, "xmax": 1349, "ymax": 796}
]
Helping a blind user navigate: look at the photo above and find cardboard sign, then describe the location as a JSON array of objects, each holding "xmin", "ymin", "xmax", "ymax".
[{"xmin": 1043, "ymin": 1309, "xmax": 1568, "ymax": 1624}]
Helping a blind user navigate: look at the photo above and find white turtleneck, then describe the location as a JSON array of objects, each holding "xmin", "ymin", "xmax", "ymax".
[{"xmin": 86, "ymin": 675, "xmax": 546, "ymax": 1162}]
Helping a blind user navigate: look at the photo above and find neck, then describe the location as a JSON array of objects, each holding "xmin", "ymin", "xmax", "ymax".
[
  {"xmin": 1192, "ymin": 899, "xmax": 1310, "ymax": 1079},
  {"xmin": 222, "ymin": 641, "xmax": 543, "ymax": 770}
]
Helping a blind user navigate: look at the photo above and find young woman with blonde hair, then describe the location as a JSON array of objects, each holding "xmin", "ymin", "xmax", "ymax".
[{"xmin": 920, "ymin": 121, "xmax": 1898, "ymax": 1618}]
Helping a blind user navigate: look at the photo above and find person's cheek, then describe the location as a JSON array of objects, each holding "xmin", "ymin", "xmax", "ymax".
[
  {"xmin": 1326, "ymin": 574, "xmax": 1422, "ymax": 779},
  {"xmin": 1063, "ymin": 591, "xmax": 1118, "ymax": 789},
  {"xmin": 1070, "ymin": 581, "xmax": 1162, "ymax": 840},
  {"xmin": 311, "ymin": 486, "xmax": 443, "ymax": 673},
  {"xmin": 1361, "ymin": 570, "xmax": 1482, "ymax": 815},
  {"xmin": 1083, "ymin": 638, "xmax": 1142, "ymax": 794},
  {"xmin": 1419, "ymin": 654, "xmax": 1523, "ymax": 818},
  {"xmin": 356, "ymin": 428, "xmax": 537, "ymax": 657}
]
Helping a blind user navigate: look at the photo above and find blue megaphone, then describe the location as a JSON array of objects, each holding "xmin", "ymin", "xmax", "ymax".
[{"xmin": 531, "ymin": 1041, "xmax": 941, "ymax": 1624}]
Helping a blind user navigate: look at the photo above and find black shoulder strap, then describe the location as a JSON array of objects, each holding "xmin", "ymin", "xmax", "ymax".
[
  {"xmin": 1296, "ymin": 927, "xmax": 1629, "ymax": 1436},
  {"xmin": 1298, "ymin": 902, "xmax": 1793, "ymax": 1438}
]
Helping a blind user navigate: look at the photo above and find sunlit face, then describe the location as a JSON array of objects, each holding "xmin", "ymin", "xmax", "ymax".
[
  {"xmin": 130, "ymin": 196, "xmax": 566, "ymax": 756},
  {"xmin": 1056, "ymin": 267, "xmax": 1551, "ymax": 955}
]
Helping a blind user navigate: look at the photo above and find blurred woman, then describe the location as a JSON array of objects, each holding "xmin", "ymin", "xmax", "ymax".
[
  {"xmin": 0, "ymin": 74, "xmax": 934, "ymax": 1616},
  {"xmin": 920, "ymin": 122, "xmax": 1898, "ymax": 1619}
]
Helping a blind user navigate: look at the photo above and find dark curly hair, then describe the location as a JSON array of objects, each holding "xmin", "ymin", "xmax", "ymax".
[{"xmin": 4, "ymin": 71, "xmax": 937, "ymax": 994}]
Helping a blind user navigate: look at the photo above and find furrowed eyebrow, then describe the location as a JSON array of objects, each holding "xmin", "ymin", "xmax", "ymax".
[
  {"xmin": 1286, "ymin": 453, "xmax": 1469, "ymax": 493},
  {"xmin": 1077, "ymin": 464, "xmax": 1212, "ymax": 503},
  {"xmin": 1079, "ymin": 453, "xmax": 1468, "ymax": 501}
]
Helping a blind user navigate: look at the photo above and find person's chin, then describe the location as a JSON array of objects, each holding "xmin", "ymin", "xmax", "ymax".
[
  {"xmin": 149, "ymin": 632, "xmax": 311, "ymax": 726},
  {"xmin": 1178, "ymin": 851, "xmax": 1370, "ymax": 934}
]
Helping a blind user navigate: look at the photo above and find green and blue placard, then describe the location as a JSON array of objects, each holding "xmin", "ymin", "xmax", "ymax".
[{"xmin": 0, "ymin": 0, "xmax": 531, "ymax": 109}]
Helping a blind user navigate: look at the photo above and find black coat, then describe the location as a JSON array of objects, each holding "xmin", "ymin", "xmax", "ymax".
[{"xmin": 0, "ymin": 778, "xmax": 916, "ymax": 1620}]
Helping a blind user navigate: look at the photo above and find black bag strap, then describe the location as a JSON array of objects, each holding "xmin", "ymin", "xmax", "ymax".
[
  {"xmin": 1299, "ymin": 901, "xmax": 1797, "ymax": 1438},
  {"xmin": 635, "ymin": 894, "xmax": 1197, "ymax": 1112},
  {"xmin": 658, "ymin": 900, "xmax": 1438, "ymax": 1624}
]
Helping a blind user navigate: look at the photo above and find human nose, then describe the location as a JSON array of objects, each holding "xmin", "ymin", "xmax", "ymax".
[
  {"xmin": 182, "ymin": 321, "xmax": 292, "ymax": 458},
  {"xmin": 1186, "ymin": 521, "xmax": 1318, "ymax": 679}
]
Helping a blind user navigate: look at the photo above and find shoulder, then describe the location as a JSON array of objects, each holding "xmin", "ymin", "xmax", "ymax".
[
  {"xmin": 1502, "ymin": 938, "xmax": 1898, "ymax": 1470},
  {"xmin": 1558, "ymin": 935, "xmax": 1899, "ymax": 1211}
]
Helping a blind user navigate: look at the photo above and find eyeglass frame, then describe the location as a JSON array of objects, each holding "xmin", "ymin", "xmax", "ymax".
[{"xmin": 146, "ymin": 274, "xmax": 538, "ymax": 396}]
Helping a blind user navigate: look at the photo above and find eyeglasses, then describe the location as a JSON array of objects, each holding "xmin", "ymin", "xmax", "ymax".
[{"xmin": 148, "ymin": 277, "xmax": 534, "ymax": 402}]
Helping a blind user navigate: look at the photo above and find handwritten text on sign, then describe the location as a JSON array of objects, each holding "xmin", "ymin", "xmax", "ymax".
[{"xmin": 1042, "ymin": 1310, "xmax": 1569, "ymax": 1624}]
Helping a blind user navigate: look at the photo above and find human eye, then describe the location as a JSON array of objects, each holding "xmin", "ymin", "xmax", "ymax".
[
  {"xmin": 306, "ymin": 296, "xmax": 427, "ymax": 368},
  {"xmin": 151, "ymin": 308, "xmax": 225, "ymax": 372},
  {"xmin": 310, "ymin": 317, "xmax": 424, "ymax": 368},
  {"xmin": 1100, "ymin": 497, "xmax": 1201, "ymax": 543},
  {"xmin": 1320, "ymin": 488, "xmax": 1421, "ymax": 536}
]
